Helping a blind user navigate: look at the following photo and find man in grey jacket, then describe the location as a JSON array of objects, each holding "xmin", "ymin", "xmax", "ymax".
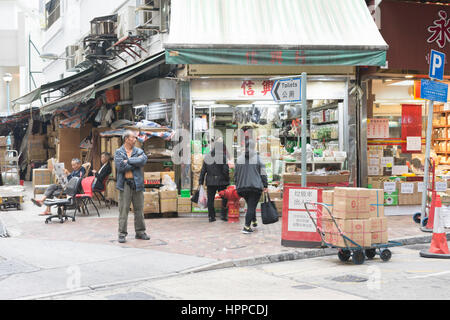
[
  {"xmin": 115, "ymin": 130, "xmax": 150, "ymax": 243},
  {"xmin": 235, "ymin": 138, "xmax": 268, "ymax": 234}
]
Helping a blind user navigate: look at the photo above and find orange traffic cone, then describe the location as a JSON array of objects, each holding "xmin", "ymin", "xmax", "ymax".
[{"xmin": 420, "ymin": 195, "xmax": 450, "ymax": 259}]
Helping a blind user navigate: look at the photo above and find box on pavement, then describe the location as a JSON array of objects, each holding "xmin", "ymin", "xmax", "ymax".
[
  {"xmin": 178, "ymin": 196, "xmax": 192, "ymax": 213},
  {"xmin": 160, "ymin": 189, "xmax": 178, "ymax": 213},
  {"xmin": 332, "ymin": 187, "xmax": 370, "ymax": 219},
  {"xmin": 368, "ymin": 189, "xmax": 384, "ymax": 217},
  {"xmin": 33, "ymin": 169, "xmax": 52, "ymax": 186}
]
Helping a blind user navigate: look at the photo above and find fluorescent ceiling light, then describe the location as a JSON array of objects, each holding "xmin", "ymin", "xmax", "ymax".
[
  {"xmin": 388, "ymin": 80, "xmax": 415, "ymax": 86},
  {"xmin": 405, "ymin": 75, "xmax": 414, "ymax": 78}
]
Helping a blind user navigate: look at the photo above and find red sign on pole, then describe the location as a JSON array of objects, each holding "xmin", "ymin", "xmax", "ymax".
[{"xmin": 281, "ymin": 185, "xmax": 323, "ymax": 248}]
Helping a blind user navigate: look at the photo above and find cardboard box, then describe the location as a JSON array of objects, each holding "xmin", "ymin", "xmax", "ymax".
[
  {"xmin": 369, "ymin": 217, "xmax": 388, "ymax": 233},
  {"xmin": 33, "ymin": 169, "xmax": 52, "ymax": 186},
  {"xmin": 144, "ymin": 137, "xmax": 166, "ymax": 150},
  {"xmin": 159, "ymin": 189, "xmax": 178, "ymax": 200},
  {"xmin": 333, "ymin": 188, "xmax": 370, "ymax": 219},
  {"xmin": 322, "ymin": 190, "xmax": 334, "ymax": 206},
  {"xmin": 144, "ymin": 190, "xmax": 160, "ymax": 213},
  {"xmin": 144, "ymin": 172, "xmax": 161, "ymax": 183},
  {"xmin": 371, "ymin": 230, "xmax": 389, "ymax": 244},
  {"xmin": 160, "ymin": 198, "xmax": 177, "ymax": 213},
  {"xmin": 325, "ymin": 230, "xmax": 372, "ymax": 248},
  {"xmin": 283, "ymin": 173, "xmax": 349, "ymax": 184},
  {"xmin": 273, "ymin": 199, "xmax": 283, "ymax": 215},
  {"xmin": 178, "ymin": 204, "xmax": 192, "ymax": 213},
  {"xmin": 368, "ymin": 189, "xmax": 384, "ymax": 217}
]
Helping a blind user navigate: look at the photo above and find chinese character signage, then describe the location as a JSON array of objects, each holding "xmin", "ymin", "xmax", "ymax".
[{"xmin": 367, "ymin": 119, "xmax": 389, "ymax": 139}]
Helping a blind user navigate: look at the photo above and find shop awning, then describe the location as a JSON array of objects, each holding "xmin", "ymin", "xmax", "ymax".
[
  {"xmin": 12, "ymin": 66, "xmax": 98, "ymax": 106},
  {"xmin": 165, "ymin": 0, "xmax": 388, "ymax": 66},
  {"xmin": 39, "ymin": 51, "xmax": 166, "ymax": 115}
]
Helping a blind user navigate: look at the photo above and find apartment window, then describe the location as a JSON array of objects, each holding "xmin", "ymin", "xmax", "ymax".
[{"xmin": 45, "ymin": 0, "xmax": 61, "ymax": 29}]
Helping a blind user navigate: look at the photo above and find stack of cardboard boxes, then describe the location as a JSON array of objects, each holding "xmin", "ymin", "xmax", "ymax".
[
  {"xmin": 32, "ymin": 168, "xmax": 54, "ymax": 198},
  {"xmin": 143, "ymin": 189, "xmax": 160, "ymax": 214},
  {"xmin": 28, "ymin": 135, "xmax": 47, "ymax": 161},
  {"xmin": 160, "ymin": 189, "xmax": 178, "ymax": 213},
  {"xmin": 322, "ymin": 187, "xmax": 387, "ymax": 247}
]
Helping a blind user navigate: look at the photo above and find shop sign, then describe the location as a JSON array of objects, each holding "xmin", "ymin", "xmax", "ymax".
[
  {"xmin": 436, "ymin": 181, "xmax": 447, "ymax": 192},
  {"xmin": 401, "ymin": 182, "xmax": 414, "ymax": 194},
  {"xmin": 281, "ymin": 186, "xmax": 323, "ymax": 248},
  {"xmin": 384, "ymin": 182, "xmax": 397, "ymax": 192},
  {"xmin": 379, "ymin": 1, "xmax": 450, "ymax": 72},
  {"xmin": 406, "ymin": 136, "xmax": 422, "ymax": 152},
  {"xmin": 367, "ymin": 119, "xmax": 389, "ymax": 138}
]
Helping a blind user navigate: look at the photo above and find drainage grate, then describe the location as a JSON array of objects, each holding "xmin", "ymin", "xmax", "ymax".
[
  {"xmin": 106, "ymin": 292, "xmax": 155, "ymax": 300},
  {"xmin": 331, "ymin": 275, "xmax": 368, "ymax": 283}
]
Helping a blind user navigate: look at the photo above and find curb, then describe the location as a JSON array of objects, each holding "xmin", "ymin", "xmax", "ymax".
[{"xmin": 24, "ymin": 232, "xmax": 448, "ymax": 300}]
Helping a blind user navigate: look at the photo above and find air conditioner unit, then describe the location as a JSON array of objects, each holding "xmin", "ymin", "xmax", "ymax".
[{"xmin": 117, "ymin": 6, "xmax": 136, "ymax": 39}]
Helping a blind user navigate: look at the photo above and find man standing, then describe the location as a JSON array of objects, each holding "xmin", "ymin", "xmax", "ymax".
[{"xmin": 115, "ymin": 130, "xmax": 150, "ymax": 243}]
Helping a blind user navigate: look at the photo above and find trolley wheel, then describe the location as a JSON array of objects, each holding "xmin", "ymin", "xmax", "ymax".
[
  {"xmin": 338, "ymin": 249, "xmax": 351, "ymax": 262},
  {"xmin": 380, "ymin": 249, "xmax": 392, "ymax": 262},
  {"xmin": 365, "ymin": 249, "xmax": 377, "ymax": 259},
  {"xmin": 422, "ymin": 217, "xmax": 429, "ymax": 227},
  {"xmin": 352, "ymin": 250, "xmax": 366, "ymax": 265},
  {"xmin": 413, "ymin": 212, "xmax": 421, "ymax": 224}
]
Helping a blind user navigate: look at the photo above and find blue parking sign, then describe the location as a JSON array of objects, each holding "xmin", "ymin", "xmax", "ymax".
[{"xmin": 429, "ymin": 50, "xmax": 446, "ymax": 81}]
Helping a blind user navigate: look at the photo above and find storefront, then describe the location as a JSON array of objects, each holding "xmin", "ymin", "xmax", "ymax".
[
  {"xmin": 165, "ymin": 0, "xmax": 389, "ymax": 203},
  {"xmin": 360, "ymin": 0, "xmax": 450, "ymax": 209}
]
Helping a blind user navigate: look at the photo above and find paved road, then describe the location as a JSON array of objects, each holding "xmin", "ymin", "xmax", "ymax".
[{"xmin": 41, "ymin": 243, "xmax": 450, "ymax": 300}]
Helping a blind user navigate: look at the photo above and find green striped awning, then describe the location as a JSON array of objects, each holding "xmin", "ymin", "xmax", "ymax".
[{"xmin": 165, "ymin": 0, "xmax": 388, "ymax": 66}]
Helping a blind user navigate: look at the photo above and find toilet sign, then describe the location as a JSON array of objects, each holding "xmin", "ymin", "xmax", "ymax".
[
  {"xmin": 271, "ymin": 78, "xmax": 302, "ymax": 103},
  {"xmin": 429, "ymin": 50, "xmax": 445, "ymax": 81}
]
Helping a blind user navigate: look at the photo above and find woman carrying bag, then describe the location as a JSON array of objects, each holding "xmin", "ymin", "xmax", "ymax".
[
  {"xmin": 235, "ymin": 138, "xmax": 268, "ymax": 234},
  {"xmin": 198, "ymin": 140, "xmax": 230, "ymax": 222}
]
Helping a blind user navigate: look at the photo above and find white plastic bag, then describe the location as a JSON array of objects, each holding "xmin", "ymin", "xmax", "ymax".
[{"xmin": 198, "ymin": 185, "xmax": 208, "ymax": 209}]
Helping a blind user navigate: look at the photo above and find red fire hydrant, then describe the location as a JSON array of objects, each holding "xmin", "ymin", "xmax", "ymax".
[{"xmin": 219, "ymin": 185, "xmax": 241, "ymax": 223}]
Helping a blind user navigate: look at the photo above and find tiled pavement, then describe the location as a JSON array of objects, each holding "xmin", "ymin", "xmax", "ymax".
[{"xmin": 2, "ymin": 182, "xmax": 430, "ymax": 263}]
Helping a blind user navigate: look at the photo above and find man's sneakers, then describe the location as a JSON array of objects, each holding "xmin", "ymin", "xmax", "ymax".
[
  {"xmin": 118, "ymin": 235, "xmax": 126, "ymax": 243},
  {"xmin": 135, "ymin": 233, "xmax": 151, "ymax": 240},
  {"xmin": 252, "ymin": 220, "xmax": 258, "ymax": 228},
  {"xmin": 242, "ymin": 226, "xmax": 254, "ymax": 234}
]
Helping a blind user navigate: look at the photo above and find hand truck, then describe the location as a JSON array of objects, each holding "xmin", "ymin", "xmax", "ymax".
[{"xmin": 304, "ymin": 202, "xmax": 402, "ymax": 265}]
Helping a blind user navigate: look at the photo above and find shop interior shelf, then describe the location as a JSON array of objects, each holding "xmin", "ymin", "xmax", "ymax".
[{"xmin": 309, "ymin": 102, "xmax": 339, "ymax": 112}]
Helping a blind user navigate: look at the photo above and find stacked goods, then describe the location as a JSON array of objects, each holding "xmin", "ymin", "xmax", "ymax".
[
  {"xmin": 321, "ymin": 190, "xmax": 334, "ymax": 216},
  {"xmin": 144, "ymin": 190, "xmax": 160, "ymax": 214},
  {"xmin": 0, "ymin": 137, "xmax": 7, "ymax": 165},
  {"xmin": 161, "ymin": 171, "xmax": 175, "ymax": 182},
  {"xmin": 323, "ymin": 188, "xmax": 372, "ymax": 248},
  {"xmin": 399, "ymin": 181, "xmax": 422, "ymax": 205},
  {"xmin": 143, "ymin": 137, "xmax": 166, "ymax": 153},
  {"xmin": 160, "ymin": 189, "xmax": 178, "ymax": 213},
  {"xmin": 178, "ymin": 196, "xmax": 192, "ymax": 213},
  {"xmin": 144, "ymin": 172, "xmax": 161, "ymax": 185},
  {"xmin": 191, "ymin": 153, "xmax": 204, "ymax": 190},
  {"xmin": 368, "ymin": 189, "xmax": 388, "ymax": 245},
  {"xmin": 28, "ymin": 135, "xmax": 47, "ymax": 161},
  {"xmin": 33, "ymin": 169, "xmax": 52, "ymax": 187}
]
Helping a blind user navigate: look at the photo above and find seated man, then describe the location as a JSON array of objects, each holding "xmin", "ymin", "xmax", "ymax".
[
  {"xmin": 31, "ymin": 158, "xmax": 86, "ymax": 216},
  {"xmin": 91, "ymin": 152, "xmax": 112, "ymax": 191}
]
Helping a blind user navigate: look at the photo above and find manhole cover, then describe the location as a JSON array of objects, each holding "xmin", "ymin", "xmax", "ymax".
[
  {"xmin": 292, "ymin": 285, "xmax": 316, "ymax": 290},
  {"xmin": 106, "ymin": 292, "xmax": 155, "ymax": 300},
  {"xmin": 331, "ymin": 275, "xmax": 368, "ymax": 283}
]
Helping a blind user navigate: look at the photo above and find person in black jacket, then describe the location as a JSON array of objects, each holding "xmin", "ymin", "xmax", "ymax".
[
  {"xmin": 92, "ymin": 152, "xmax": 112, "ymax": 191},
  {"xmin": 235, "ymin": 138, "xmax": 268, "ymax": 234},
  {"xmin": 198, "ymin": 140, "xmax": 230, "ymax": 222}
]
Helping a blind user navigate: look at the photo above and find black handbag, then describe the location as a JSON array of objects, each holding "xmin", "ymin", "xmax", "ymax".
[
  {"xmin": 261, "ymin": 192, "xmax": 279, "ymax": 225},
  {"xmin": 191, "ymin": 187, "xmax": 200, "ymax": 204}
]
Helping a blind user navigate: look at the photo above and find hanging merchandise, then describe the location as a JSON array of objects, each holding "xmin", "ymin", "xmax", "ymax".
[{"xmin": 105, "ymin": 108, "xmax": 115, "ymax": 125}]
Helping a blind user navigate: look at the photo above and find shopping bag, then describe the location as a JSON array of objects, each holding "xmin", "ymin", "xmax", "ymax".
[
  {"xmin": 198, "ymin": 185, "xmax": 208, "ymax": 209},
  {"xmin": 261, "ymin": 192, "xmax": 279, "ymax": 225},
  {"xmin": 191, "ymin": 187, "xmax": 200, "ymax": 204}
]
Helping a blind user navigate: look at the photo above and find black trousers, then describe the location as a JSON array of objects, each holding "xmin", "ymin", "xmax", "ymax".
[
  {"xmin": 238, "ymin": 190, "xmax": 262, "ymax": 227},
  {"xmin": 207, "ymin": 186, "xmax": 228, "ymax": 219}
]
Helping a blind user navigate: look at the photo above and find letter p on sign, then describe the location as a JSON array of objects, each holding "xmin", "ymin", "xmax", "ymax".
[{"xmin": 429, "ymin": 50, "xmax": 445, "ymax": 81}]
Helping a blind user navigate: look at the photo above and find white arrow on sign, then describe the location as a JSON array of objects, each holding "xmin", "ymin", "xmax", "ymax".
[{"xmin": 271, "ymin": 78, "xmax": 302, "ymax": 103}]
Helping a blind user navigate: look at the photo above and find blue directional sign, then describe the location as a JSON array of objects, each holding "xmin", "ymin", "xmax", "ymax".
[
  {"xmin": 429, "ymin": 50, "xmax": 446, "ymax": 81},
  {"xmin": 421, "ymin": 79, "xmax": 448, "ymax": 103}
]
